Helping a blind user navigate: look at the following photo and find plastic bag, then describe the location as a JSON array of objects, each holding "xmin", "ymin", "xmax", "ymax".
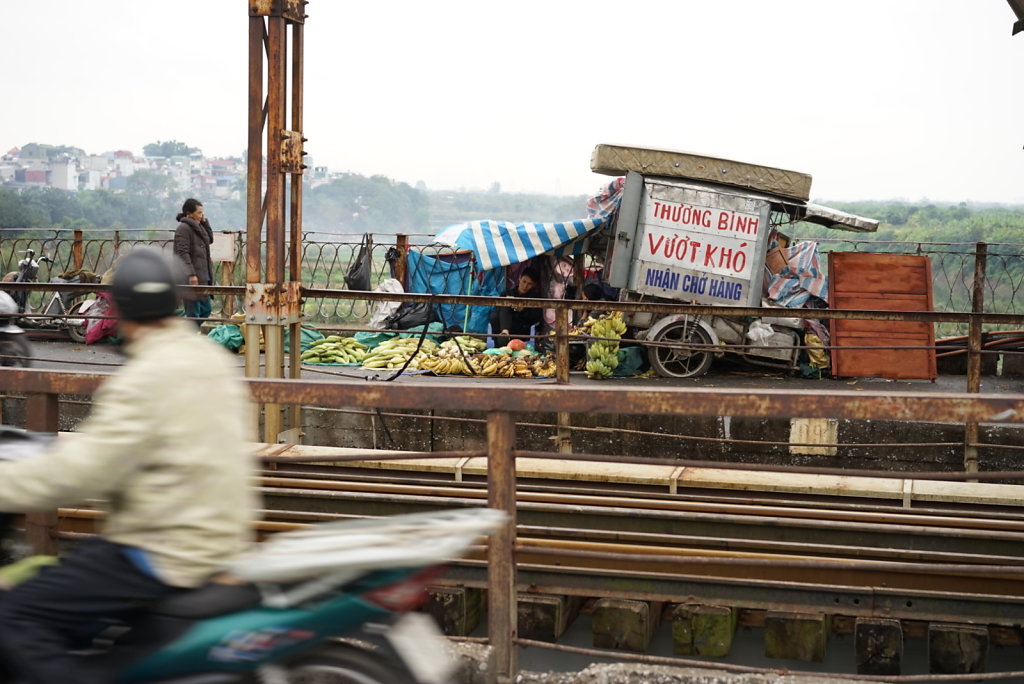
[
  {"xmin": 344, "ymin": 234, "xmax": 372, "ymax": 291},
  {"xmin": 385, "ymin": 301, "xmax": 435, "ymax": 331},
  {"xmin": 354, "ymin": 330, "xmax": 394, "ymax": 350},
  {"xmin": 284, "ymin": 325, "xmax": 324, "ymax": 354},
  {"xmin": 209, "ymin": 324, "xmax": 245, "ymax": 352},
  {"xmin": 746, "ymin": 320, "xmax": 775, "ymax": 345},
  {"xmin": 368, "ymin": 278, "xmax": 404, "ymax": 330},
  {"xmin": 612, "ymin": 346, "xmax": 646, "ymax": 377}
]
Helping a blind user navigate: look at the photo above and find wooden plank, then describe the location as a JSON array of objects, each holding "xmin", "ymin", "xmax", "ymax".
[
  {"xmin": 832, "ymin": 346, "xmax": 935, "ymax": 380},
  {"xmin": 672, "ymin": 604, "xmax": 737, "ymax": 657},
  {"xmin": 764, "ymin": 612, "xmax": 829, "ymax": 662},
  {"xmin": 592, "ymin": 598, "xmax": 662, "ymax": 652},
  {"xmin": 855, "ymin": 618, "xmax": 903, "ymax": 676},
  {"xmin": 517, "ymin": 594, "xmax": 583, "ymax": 642},
  {"xmin": 423, "ymin": 586, "xmax": 483, "ymax": 636},
  {"xmin": 829, "ymin": 253, "xmax": 932, "ymax": 294},
  {"xmin": 928, "ymin": 623, "xmax": 988, "ymax": 674}
]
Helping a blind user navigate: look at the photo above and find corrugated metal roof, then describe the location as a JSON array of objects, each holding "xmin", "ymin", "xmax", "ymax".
[{"xmin": 1009, "ymin": 0, "xmax": 1024, "ymax": 35}]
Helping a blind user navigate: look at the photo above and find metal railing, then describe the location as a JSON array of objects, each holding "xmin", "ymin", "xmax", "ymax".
[
  {"xmin": 1, "ymin": 368, "xmax": 1023, "ymax": 681},
  {"xmin": 2, "ymin": 229, "xmax": 1021, "ymax": 334}
]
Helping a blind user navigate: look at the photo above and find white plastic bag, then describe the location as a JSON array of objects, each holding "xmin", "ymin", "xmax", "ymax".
[
  {"xmin": 746, "ymin": 320, "xmax": 775, "ymax": 345},
  {"xmin": 368, "ymin": 278, "xmax": 405, "ymax": 330}
]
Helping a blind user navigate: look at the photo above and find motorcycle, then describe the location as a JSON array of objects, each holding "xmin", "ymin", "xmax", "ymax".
[
  {"xmin": 2, "ymin": 249, "xmax": 98, "ymax": 343},
  {"xmin": 0, "ymin": 291, "xmax": 32, "ymax": 367},
  {"xmin": 0, "ymin": 428, "xmax": 504, "ymax": 683}
]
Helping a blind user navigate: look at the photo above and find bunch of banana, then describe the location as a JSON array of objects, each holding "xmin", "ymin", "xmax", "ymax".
[
  {"xmin": 530, "ymin": 355, "xmax": 557, "ymax": 377},
  {"xmin": 300, "ymin": 336, "xmax": 368, "ymax": 364},
  {"xmin": 420, "ymin": 356, "xmax": 474, "ymax": 375},
  {"xmin": 437, "ymin": 336, "xmax": 485, "ymax": 357},
  {"xmin": 361, "ymin": 337, "xmax": 437, "ymax": 369},
  {"xmin": 585, "ymin": 311, "xmax": 627, "ymax": 379}
]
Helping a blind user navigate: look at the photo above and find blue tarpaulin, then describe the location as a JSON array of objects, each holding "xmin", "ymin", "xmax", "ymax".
[
  {"xmin": 406, "ymin": 251, "xmax": 504, "ymax": 334},
  {"xmin": 434, "ymin": 218, "xmax": 606, "ymax": 271}
]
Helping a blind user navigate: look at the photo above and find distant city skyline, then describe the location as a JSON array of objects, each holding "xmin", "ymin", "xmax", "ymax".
[{"xmin": 2, "ymin": 1, "xmax": 1022, "ymax": 204}]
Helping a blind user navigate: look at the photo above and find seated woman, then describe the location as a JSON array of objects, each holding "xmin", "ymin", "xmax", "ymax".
[{"xmin": 489, "ymin": 267, "xmax": 542, "ymax": 348}]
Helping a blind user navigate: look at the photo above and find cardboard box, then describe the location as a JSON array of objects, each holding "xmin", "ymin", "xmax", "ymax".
[{"xmin": 765, "ymin": 247, "xmax": 789, "ymax": 274}]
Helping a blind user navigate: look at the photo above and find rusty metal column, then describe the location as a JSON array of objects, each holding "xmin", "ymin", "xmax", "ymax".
[
  {"xmin": 285, "ymin": 17, "xmax": 307, "ymax": 441},
  {"xmin": 964, "ymin": 242, "xmax": 987, "ymax": 474},
  {"xmin": 487, "ymin": 412, "xmax": 517, "ymax": 682},
  {"xmin": 262, "ymin": 13, "xmax": 288, "ymax": 442},
  {"xmin": 25, "ymin": 392, "xmax": 58, "ymax": 555},
  {"xmin": 394, "ymin": 234, "xmax": 409, "ymax": 289},
  {"xmin": 554, "ymin": 306, "xmax": 572, "ymax": 453},
  {"xmin": 244, "ymin": 8, "xmax": 267, "ymax": 440},
  {"xmin": 246, "ymin": 1, "xmax": 307, "ymax": 443}
]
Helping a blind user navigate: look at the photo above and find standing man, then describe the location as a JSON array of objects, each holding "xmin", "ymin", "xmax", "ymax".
[
  {"xmin": 174, "ymin": 197, "xmax": 214, "ymax": 327},
  {"xmin": 489, "ymin": 266, "xmax": 543, "ymax": 348},
  {"xmin": 0, "ymin": 248, "xmax": 257, "ymax": 684}
]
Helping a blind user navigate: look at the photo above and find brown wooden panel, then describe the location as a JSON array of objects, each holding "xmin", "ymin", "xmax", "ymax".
[
  {"xmin": 833, "ymin": 347, "xmax": 935, "ymax": 379},
  {"xmin": 829, "ymin": 253, "xmax": 932, "ymax": 295},
  {"xmin": 831, "ymin": 295, "xmax": 930, "ymax": 311},
  {"xmin": 833, "ymin": 319, "xmax": 933, "ymax": 336},
  {"xmin": 829, "ymin": 253, "xmax": 935, "ymax": 380}
]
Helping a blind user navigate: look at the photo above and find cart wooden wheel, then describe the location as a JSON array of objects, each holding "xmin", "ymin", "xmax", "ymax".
[{"xmin": 648, "ymin": 319, "xmax": 714, "ymax": 378}]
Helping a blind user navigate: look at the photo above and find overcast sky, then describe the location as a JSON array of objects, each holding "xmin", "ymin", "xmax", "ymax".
[{"xmin": 2, "ymin": 1, "xmax": 1022, "ymax": 204}]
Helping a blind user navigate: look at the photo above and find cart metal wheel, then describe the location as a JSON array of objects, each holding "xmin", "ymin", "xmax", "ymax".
[{"xmin": 648, "ymin": 319, "xmax": 714, "ymax": 378}]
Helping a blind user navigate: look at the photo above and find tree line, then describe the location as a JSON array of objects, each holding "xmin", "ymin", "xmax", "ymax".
[{"xmin": 2, "ymin": 171, "xmax": 1023, "ymax": 245}]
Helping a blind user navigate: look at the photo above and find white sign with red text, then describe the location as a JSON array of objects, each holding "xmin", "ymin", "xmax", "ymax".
[
  {"xmin": 627, "ymin": 186, "xmax": 770, "ymax": 306},
  {"xmin": 639, "ymin": 199, "xmax": 761, "ymax": 280}
]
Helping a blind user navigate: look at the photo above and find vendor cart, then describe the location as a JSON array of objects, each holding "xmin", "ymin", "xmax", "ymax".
[{"xmin": 594, "ymin": 145, "xmax": 880, "ymax": 378}]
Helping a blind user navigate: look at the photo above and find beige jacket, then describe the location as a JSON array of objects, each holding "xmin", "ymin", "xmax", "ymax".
[{"xmin": 0, "ymin": 320, "xmax": 258, "ymax": 587}]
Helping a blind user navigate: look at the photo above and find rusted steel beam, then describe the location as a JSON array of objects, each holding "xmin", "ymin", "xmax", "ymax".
[
  {"xmin": 11, "ymin": 279, "xmax": 1024, "ymax": 328},
  {"xmin": 487, "ymin": 412, "xmax": 517, "ymax": 681},
  {"xmin": 265, "ymin": 16, "xmax": 286, "ymax": 287},
  {"xmin": 554, "ymin": 307, "xmax": 569, "ymax": 385},
  {"xmin": 246, "ymin": 17, "xmax": 265, "ymax": 285},
  {"xmin": 297, "ymin": 286, "xmax": 1024, "ymax": 326},
  {"xmin": 25, "ymin": 392, "xmax": 59, "ymax": 555},
  {"xmin": 965, "ymin": 243, "xmax": 988, "ymax": 474},
  {"xmin": 72, "ymin": 229, "xmax": 83, "ymax": 270},
  {"xmin": 0, "ymin": 369, "xmax": 1021, "ymax": 426},
  {"xmin": 242, "ymin": 379, "xmax": 1024, "ymax": 425},
  {"xmin": 249, "ymin": 0, "xmax": 306, "ymax": 23},
  {"xmin": 394, "ymin": 234, "xmax": 410, "ymax": 289}
]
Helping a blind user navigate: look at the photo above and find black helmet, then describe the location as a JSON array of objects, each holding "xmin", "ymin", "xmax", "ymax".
[{"xmin": 111, "ymin": 248, "xmax": 181, "ymax": 321}]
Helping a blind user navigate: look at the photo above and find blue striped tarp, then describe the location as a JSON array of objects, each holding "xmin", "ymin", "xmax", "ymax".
[{"xmin": 434, "ymin": 218, "xmax": 606, "ymax": 271}]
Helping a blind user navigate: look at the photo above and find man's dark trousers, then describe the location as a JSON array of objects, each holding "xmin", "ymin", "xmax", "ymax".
[{"xmin": 0, "ymin": 539, "xmax": 178, "ymax": 684}]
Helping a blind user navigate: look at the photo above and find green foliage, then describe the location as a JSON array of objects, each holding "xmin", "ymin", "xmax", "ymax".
[
  {"xmin": 427, "ymin": 189, "xmax": 589, "ymax": 226},
  {"xmin": 303, "ymin": 174, "xmax": 429, "ymax": 234},
  {"xmin": 142, "ymin": 140, "xmax": 200, "ymax": 157}
]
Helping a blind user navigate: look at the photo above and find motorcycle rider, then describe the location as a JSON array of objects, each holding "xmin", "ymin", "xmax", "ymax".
[{"xmin": 0, "ymin": 248, "xmax": 258, "ymax": 684}]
